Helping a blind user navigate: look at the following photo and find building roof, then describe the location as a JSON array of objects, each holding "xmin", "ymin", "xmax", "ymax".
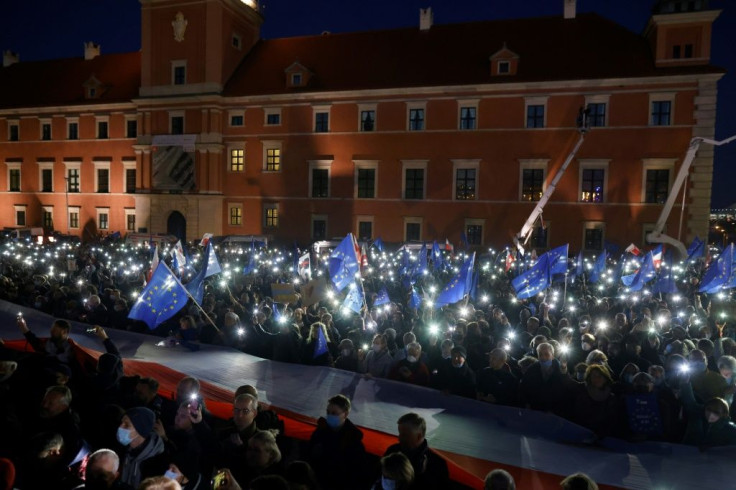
[
  {"xmin": 0, "ymin": 52, "xmax": 140, "ymax": 110},
  {"xmin": 224, "ymin": 12, "xmax": 724, "ymax": 96}
]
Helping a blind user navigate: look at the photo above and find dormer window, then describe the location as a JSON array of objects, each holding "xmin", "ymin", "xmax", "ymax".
[
  {"xmin": 489, "ymin": 42, "xmax": 519, "ymax": 77},
  {"xmin": 83, "ymin": 75, "xmax": 104, "ymax": 100},
  {"xmin": 285, "ymin": 62, "xmax": 311, "ymax": 88}
]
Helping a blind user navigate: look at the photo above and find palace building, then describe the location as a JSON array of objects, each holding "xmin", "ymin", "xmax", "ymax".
[{"xmin": 0, "ymin": 0, "xmax": 724, "ymax": 250}]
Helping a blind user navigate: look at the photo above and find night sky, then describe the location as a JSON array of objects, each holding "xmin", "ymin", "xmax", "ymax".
[{"xmin": 1, "ymin": 0, "xmax": 733, "ymax": 207}]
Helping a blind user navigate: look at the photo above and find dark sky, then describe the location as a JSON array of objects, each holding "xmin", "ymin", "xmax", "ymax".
[{"xmin": 1, "ymin": 0, "xmax": 733, "ymax": 207}]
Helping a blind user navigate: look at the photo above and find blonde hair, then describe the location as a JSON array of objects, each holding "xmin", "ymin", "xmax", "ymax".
[
  {"xmin": 250, "ymin": 429, "xmax": 282, "ymax": 465},
  {"xmin": 308, "ymin": 322, "xmax": 331, "ymax": 343},
  {"xmin": 380, "ymin": 452, "xmax": 414, "ymax": 483}
]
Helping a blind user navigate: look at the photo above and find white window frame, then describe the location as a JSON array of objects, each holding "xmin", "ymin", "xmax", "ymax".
[
  {"xmin": 584, "ymin": 94, "xmax": 610, "ymax": 127},
  {"xmin": 97, "ymin": 207, "xmax": 110, "ymax": 231},
  {"xmin": 95, "ymin": 116, "xmax": 109, "ymax": 139},
  {"xmin": 311, "ymin": 214, "xmax": 328, "ymax": 240},
  {"xmin": 582, "ymin": 221, "xmax": 606, "ymax": 251},
  {"xmin": 171, "ymin": 60, "xmax": 187, "ymax": 85},
  {"xmin": 229, "ymin": 110, "xmax": 245, "ymax": 127},
  {"xmin": 6, "ymin": 161, "xmax": 21, "ymax": 192},
  {"xmin": 42, "ymin": 205, "xmax": 54, "ymax": 228},
  {"xmin": 518, "ymin": 159, "xmax": 549, "ymax": 201},
  {"xmin": 464, "ymin": 218, "xmax": 485, "ymax": 246},
  {"xmin": 524, "ymin": 96, "xmax": 548, "ymax": 129},
  {"xmin": 40, "ymin": 118, "xmax": 52, "ymax": 140},
  {"xmin": 262, "ymin": 140, "xmax": 282, "ymax": 172},
  {"xmin": 14, "ymin": 205, "xmax": 27, "ymax": 226},
  {"xmin": 169, "ymin": 111, "xmax": 185, "ymax": 134},
  {"xmin": 264, "ymin": 108, "xmax": 281, "ymax": 126},
  {"xmin": 64, "ymin": 160, "xmax": 82, "ymax": 193},
  {"xmin": 458, "ymin": 99, "xmax": 479, "ymax": 130},
  {"xmin": 353, "ymin": 160, "xmax": 378, "ymax": 199},
  {"xmin": 125, "ymin": 208, "xmax": 136, "ymax": 232},
  {"xmin": 66, "ymin": 117, "xmax": 79, "ymax": 140},
  {"xmin": 228, "ymin": 203, "xmax": 243, "ymax": 227},
  {"xmin": 401, "ymin": 160, "xmax": 428, "ymax": 200},
  {"xmin": 452, "ymin": 159, "xmax": 480, "ymax": 201},
  {"xmin": 122, "ymin": 159, "xmax": 136, "ymax": 193},
  {"xmin": 68, "ymin": 206, "xmax": 81, "ymax": 230},
  {"xmin": 641, "ymin": 158, "xmax": 676, "ymax": 204},
  {"xmin": 578, "ymin": 159, "xmax": 610, "ymax": 203},
  {"xmin": 404, "ymin": 217, "xmax": 423, "ymax": 242},
  {"xmin": 313, "ymin": 105, "xmax": 331, "ymax": 133},
  {"xmin": 93, "ymin": 160, "xmax": 111, "ymax": 193},
  {"xmin": 358, "ymin": 103, "xmax": 377, "ymax": 132},
  {"xmin": 356, "ymin": 215, "xmax": 375, "ymax": 240},
  {"xmin": 649, "ymin": 92, "xmax": 676, "ymax": 127},
  {"xmin": 406, "ymin": 102, "xmax": 427, "ymax": 131},
  {"xmin": 38, "ymin": 161, "xmax": 54, "ymax": 192},
  {"xmin": 8, "ymin": 121, "xmax": 19, "ymax": 141},
  {"xmin": 308, "ymin": 160, "xmax": 332, "ymax": 198},
  {"xmin": 263, "ymin": 203, "xmax": 279, "ymax": 228}
]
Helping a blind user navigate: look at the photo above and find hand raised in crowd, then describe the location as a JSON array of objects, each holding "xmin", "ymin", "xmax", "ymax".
[
  {"xmin": 15, "ymin": 314, "xmax": 29, "ymax": 334},
  {"xmin": 189, "ymin": 404, "xmax": 203, "ymax": 424},
  {"xmin": 717, "ymin": 321, "xmax": 727, "ymax": 338},
  {"xmin": 213, "ymin": 468, "xmax": 242, "ymax": 490},
  {"xmin": 93, "ymin": 325, "xmax": 109, "ymax": 340}
]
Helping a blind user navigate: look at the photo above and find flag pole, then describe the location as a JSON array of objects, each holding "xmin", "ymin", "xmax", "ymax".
[{"xmin": 163, "ymin": 261, "xmax": 221, "ymax": 333}]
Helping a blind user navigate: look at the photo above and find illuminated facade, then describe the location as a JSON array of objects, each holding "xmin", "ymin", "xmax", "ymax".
[{"xmin": 0, "ymin": 0, "xmax": 724, "ymax": 250}]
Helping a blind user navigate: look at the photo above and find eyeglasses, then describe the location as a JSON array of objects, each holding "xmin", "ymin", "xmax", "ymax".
[{"xmin": 233, "ymin": 407, "xmax": 253, "ymax": 415}]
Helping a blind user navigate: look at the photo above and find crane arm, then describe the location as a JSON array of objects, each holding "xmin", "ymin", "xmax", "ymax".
[
  {"xmin": 646, "ymin": 133, "xmax": 736, "ymax": 258},
  {"xmin": 514, "ymin": 132, "xmax": 586, "ymax": 255}
]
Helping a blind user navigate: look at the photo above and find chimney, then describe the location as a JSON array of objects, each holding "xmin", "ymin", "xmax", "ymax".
[
  {"xmin": 564, "ymin": 0, "xmax": 577, "ymax": 19},
  {"xmin": 419, "ymin": 7, "xmax": 433, "ymax": 31},
  {"xmin": 3, "ymin": 50, "xmax": 19, "ymax": 68},
  {"xmin": 84, "ymin": 42, "xmax": 101, "ymax": 60}
]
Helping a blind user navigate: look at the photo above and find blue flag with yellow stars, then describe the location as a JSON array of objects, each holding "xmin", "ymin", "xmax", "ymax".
[
  {"xmin": 129, "ymin": 262, "xmax": 189, "ymax": 329},
  {"xmin": 701, "ymin": 243, "xmax": 733, "ymax": 293},
  {"xmin": 436, "ymin": 252, "xmax": 475, "ymax": 307},
  {"xmin": 511, "ymin": 253, "xmax": 550, "ymax": 299}
]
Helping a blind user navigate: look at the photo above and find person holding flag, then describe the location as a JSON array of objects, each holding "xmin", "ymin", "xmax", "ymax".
[{"xmin": 303, "ymin": 322, "xmax": 334, "ymax": 367}]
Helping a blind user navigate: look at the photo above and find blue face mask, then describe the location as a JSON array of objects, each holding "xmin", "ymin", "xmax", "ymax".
[
  {"xmin": 117, "ymin": 427, "xmax": 133, "ymax": 446},
  {"xmin": 692, "ymin": 361, "xmax": 707, "ymax": 373},
  {"xmin": 325, "ymin": 414, "xmax": 342, "ymax": 429},
  {"xmin": 540, "ymin": 360, "xmax": 553, "ymax": 368},
  {"xmin": 381, "ymin": 477, "xmax": 397, "ymax": 490}
]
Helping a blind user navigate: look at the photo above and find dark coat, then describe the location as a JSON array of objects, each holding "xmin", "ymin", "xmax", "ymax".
[
  {"xmin": 477, "ymin": 366, "xmax": 519, "ymax": 406},
  {"xmin": 383, "ymin": 440, "xmax": 449, "ymax": 490},
  {"xmin": 433, "ymin": 362, "xmax": 477, "ymax": 399},
  {"xmin": 308, "ymin": 417, "xmax": 369, "ymax": 490},
  {"xmin": 519, "ymin": 359, "xmax": 575, "ymax": 417}
]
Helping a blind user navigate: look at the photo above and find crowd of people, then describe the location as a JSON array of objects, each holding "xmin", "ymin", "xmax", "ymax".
[{"xmin": 0, "ymin": 235, "xmax": 734, "ymax": 489}]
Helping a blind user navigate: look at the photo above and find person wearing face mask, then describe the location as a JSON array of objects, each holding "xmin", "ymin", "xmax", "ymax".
[
  {"xmin": 361, "ymin": 333, "xmax": 394, "ymax": 378},
  {"xmin": 117, "ymin": 407, "xmax": 168, "ymax": 488},
  {"xmin": 334, "ymin": 339, "xmax": 359, "ymax": 373},
  {"xmin": 571, "ymin": 364, "xmax": 620, "ymax": 438},
  {"xmin": 307, "ymin": 395, "xmax": 368, "ymax": 490},
  {"xmin": 519, "ymin": 343, "xmax": 576, "ymax": 417},
  {"xmin": 432, "ymin": 346, "xmax": 476, "ymax": 398},
  {"xmin": 477, "ymin": 348, "xmax": 519, "ymax": 406},
  {"xmin": 388, "ymin": 342, "xmax": 430, "ymax": 386},
  {"xmin": 371, "ymin": 452, "xmax": 414, "ymax": 490},
  {"xmin": 688, "ymin": 349, "xmax": 729, "ymax": 403}
]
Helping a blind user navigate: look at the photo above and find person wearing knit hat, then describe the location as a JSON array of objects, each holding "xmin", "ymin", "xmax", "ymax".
[
  {"xmin": 451, "ymin": 345, "xmax": 467, "ymax": 360},
  {"xmin": 117, "ymin": 407, "xmax": 166, "ymax": 488}
]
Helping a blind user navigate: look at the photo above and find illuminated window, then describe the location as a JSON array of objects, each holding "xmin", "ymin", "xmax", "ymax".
[
  {"xmin": 264, "ymin": 204, "xmax": 279, "ymax": 228},
  {"xmin": 69, "ymin": 207, "xmax": 80, "ymax": 229},
  {"xmin": 230, "ymin": 148, "xmax": 245, "ymax": 172},
  {"xmin": 581, "ymin": 168, "xmax": 605, "ymax": 203},
  {"xmin": 263, "ymin": 142, "xmax": 282, "ymax": 172},
  {"xmin": 522, "ymin": 168, "xmax": 544, "ymax": 201},
  {"xmin": 229, "ymin": 205, "xmax": 243, "ymax": 226}
]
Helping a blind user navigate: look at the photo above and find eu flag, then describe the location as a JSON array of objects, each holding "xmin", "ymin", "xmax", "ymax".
[
  {"xmin": 329, "ymin": 234, "xmax": 360, "ymax": 292},
  {"xmin": 546, "ymin": 244, "xmax": 569, "ymax": 276},
  {"xmin": 700, "ymin": 244, "xmax": 733, "ymax": 293},
  {"xmin": 469, "ymin": 270, "xmax": 479, "ymax": 301},
  {"xmin": 409, "ymin": 288, "xmax": 421, "ymax": 309},
  {"xmin": 342, "ymin": 280, "xmax": 365, "ymax": 314},
  {"xmin": 686, "ymin": 236, "xmax": 705, "ymax": 262},
  {"xmin": 588, "ymin": 251, "xmax": 607, "ymax": 284},
  {"xmin": 435, "ymin": 253, "xmax": 475, "ymax": 307},
  {"xmin": 129, "ymin": 263, "xmax": 189, "ymax": 329},
  {"xmin": 623, "ymin": 252, "xmax": 656, "ymax": 291},
  {"xmin": 185, "ymin": 242, "xmax": 221, "ymax": 303},
  {"xmin": 511, "ymin": 253, "xmax": 550, "ymax": 299},
  {"xmin": 573, "ymin": 251, "xmax": 584, "ymax": 278},
  {"xmin": 432, "ymin": 240, "xmax": 444, "ymax": 270},
  {"xmin": 313, "ymin": 325, "xmax": 329, "ymax": 359},
  {"xmin": 651, "ymin": 264, "xmax": 678, "ymax": 294},
  {"xmin": 373, "ymin": 237, "xmax": 384, "ymax": 252},
  {"xmin": 374, "ymin": 286, "xmax": 391, "ymax": 306}
]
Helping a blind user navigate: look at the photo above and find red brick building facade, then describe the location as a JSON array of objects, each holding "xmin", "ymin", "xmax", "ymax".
[{"xmin": 0, "ymin": 0, "xmax": 724, "ymax": 251}]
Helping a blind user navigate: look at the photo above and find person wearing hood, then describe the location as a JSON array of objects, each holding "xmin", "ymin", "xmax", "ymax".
[
  {"xmin": 117, "ymin": 407, "xmax": 168, "ymax": 489},
  {"xmin": 307, "ymin": 394, "xmax": 368, "ymax": 490},
  {"xmin": 432, "ymin": 346, "xmax": 476, "ymax": 399}
]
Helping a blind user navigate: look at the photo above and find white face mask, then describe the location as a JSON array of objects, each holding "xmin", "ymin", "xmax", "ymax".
[
  {"xmin": 406, "ymin": 355, "xmax": 418, "ymax": 363},
  {"xmin": 373, "ymin": 345, "xmax": 382, "ymax": 353},
  {"xmin": 341, "ymin": 349, "xmax": 351, "ymax": 357}
]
